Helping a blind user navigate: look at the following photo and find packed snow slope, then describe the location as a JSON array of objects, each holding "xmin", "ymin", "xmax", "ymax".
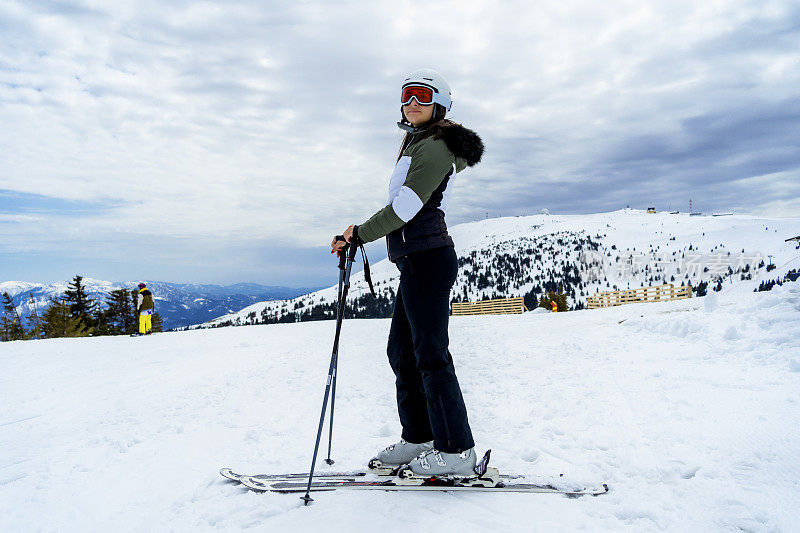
[
  {"xmin": 200, "ymin": 209, "xmax": 799, "ymax": 328},
  {"xmin": 2, "ymin": 281, "xmax": 799, "ymax": 531}
]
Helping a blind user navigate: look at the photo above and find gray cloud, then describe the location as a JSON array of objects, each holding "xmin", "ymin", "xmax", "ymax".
[{"xmin": 1, "ymin": 0, "xmax": 798, "ymax": 285}]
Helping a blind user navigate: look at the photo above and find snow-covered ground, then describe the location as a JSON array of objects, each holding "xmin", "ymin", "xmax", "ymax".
[{"xmin": 1, "ymin": 282, "xmax": 799, "ymax": 531}]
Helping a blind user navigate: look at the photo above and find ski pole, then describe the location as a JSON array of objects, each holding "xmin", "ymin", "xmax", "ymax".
[
  {"xmin": 302, "ymin": 240, "xmax": 358, "ymax": 506},
  {"xmin": 325, "ymin": 248, "xmax": 348, "ymax": 465}
]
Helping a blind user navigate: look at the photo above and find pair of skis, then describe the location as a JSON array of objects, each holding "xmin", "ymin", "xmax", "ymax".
[{"xmin": 220, "ymin": 450, "xmax": 609, "ymax": 497}]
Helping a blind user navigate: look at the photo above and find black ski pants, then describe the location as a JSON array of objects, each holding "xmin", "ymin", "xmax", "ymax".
[{"xmin": 387, "ymin": 246, "xmax": 474, "ymax": 453}]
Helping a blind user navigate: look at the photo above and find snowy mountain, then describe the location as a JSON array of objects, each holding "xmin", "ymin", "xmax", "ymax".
[
  {"xmin": 196, "ymin": 209, "xmax": 800, "ymax": 328},
  {"xmin": 0, "ymin": 279, "xmax": 322, "ymax": 330},
  {"xmin": 1, "ymin": 277, "xmax": 798, "ymax": 530}
]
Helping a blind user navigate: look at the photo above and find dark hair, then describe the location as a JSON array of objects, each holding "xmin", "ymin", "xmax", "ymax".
[{"xmin": 397, "ymin": 103, "xmax": 447, "ymax": 161}]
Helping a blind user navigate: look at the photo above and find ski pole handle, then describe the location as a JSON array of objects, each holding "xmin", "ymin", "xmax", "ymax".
[
  {"xmin": 336, "ymin": 242, "xmax": 358, "ymax": 267},
  {"xmin": 346, "ymin": 239, "xmax": 358, "ymax": 260},
  {"xmin": 332, "ymin": 235, "xmax": 348, "ymax": 260}
]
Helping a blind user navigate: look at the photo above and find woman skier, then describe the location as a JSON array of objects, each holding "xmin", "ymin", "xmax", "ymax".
[{"xmin": 331, "ymin": 68, "xmax": 484, "ymax": 477}]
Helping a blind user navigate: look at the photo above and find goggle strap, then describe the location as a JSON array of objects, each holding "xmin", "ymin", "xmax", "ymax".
[{"xmin": 432, "ymin": 92, "xmax": 451, "ymax": 110}]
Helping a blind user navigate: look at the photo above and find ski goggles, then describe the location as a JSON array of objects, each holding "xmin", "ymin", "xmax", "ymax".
[{"xmin": 401, "ymin": 84, "xmax": 451, "ymax": 109}]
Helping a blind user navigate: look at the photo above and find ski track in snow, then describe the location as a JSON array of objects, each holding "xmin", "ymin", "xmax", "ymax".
[{"xmin": 1, "ymin": 283, "xmax": 799, "ymax": 531}]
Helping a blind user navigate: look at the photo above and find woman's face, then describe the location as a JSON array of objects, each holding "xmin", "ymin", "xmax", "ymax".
[{"xmin": 403, "ymin": 100, "xmax": 434, "ymax": 127}]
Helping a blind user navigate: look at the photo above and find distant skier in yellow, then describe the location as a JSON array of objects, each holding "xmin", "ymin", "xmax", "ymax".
[{"xmin": 137, "ymin": 282, "xmax": 154, "ymax": 334}]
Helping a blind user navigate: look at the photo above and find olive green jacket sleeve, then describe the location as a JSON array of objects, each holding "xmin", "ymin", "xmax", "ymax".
[{"xmin": 358, "ymin": 137, "xmax": 455, "ymax": 243}]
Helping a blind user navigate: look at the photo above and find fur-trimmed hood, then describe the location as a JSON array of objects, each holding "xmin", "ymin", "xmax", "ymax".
[{"xmin": 430, "ymin": 119, "xmax": 484, "ymax": 167}]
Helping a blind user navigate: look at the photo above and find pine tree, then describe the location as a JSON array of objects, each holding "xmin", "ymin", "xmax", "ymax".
[
  {"xmin": 92, "ymin": 306, "xmax": 113, "ymax": 336},
  {"xmin": 123, "ymin": 290, "xmax": 137, "ymax": 334},
  {"xmin": 0, "ymin": 315, "xmax": 9, "ymax": 342},
  {"xmin": 62, "ymin": 275, "xmax": 97, "ymax": 332},
  {"xmin": 41, "ymin": 298, "xmax": 89, "ymax": 338},
  {"xmin": 538, "ymin": 290, "xmax": 569, "ymax": 312},
  {"xmin": 1, "ymin": 292, "xmax": 26, "ymax": 341},
  {"xmin": 151, "ymin": 312, "xmax": 164, "ymax": 333},
  {"xmin": 130, "ymin": 288, "xmax": 140, "ymax": 330},
  {"xmin": 105, "ymin": 289, "xmax": 136, "ymax": 335}
]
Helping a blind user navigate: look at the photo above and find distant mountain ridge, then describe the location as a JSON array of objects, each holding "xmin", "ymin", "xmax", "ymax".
[{"xmin": 0, "ymin": 279, "xmax": 322, "ymax": 330}]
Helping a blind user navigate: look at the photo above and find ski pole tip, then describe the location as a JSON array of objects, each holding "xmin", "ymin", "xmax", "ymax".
[{"xmin": 301, "ymin": 494, "xmax": 314, "ymax": 506}]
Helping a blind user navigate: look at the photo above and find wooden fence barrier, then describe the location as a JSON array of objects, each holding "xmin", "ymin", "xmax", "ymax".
[
  {"xmin": 587, "ymin": 283, "xmax": 692, "ymax": 309},
  {"xmin": 451, "ymin": 296, "xmax": 528, "ymax": 316}
]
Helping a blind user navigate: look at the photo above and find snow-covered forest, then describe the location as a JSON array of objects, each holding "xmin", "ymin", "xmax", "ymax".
[{"xmin": 199, "ymin": 209, "xmax": 799, "ymax": 328}]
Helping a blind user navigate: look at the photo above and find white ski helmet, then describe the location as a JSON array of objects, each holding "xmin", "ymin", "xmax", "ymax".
[{"xmin": 402, "ymin": 68, "xmax": 452, "ymax": 112}]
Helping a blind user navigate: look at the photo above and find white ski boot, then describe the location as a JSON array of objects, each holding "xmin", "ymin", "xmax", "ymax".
[
  {"xmin": 368, "ymin": 439, "xmax": 433, "ymax": 474},
  {"xmin": 403, "ymin": 447, "xmax": 477, "ymax": 478}
]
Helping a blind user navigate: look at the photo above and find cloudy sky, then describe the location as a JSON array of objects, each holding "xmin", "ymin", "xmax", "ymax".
[{"xmin": 1, "ymin": 0, "xmax": 798, "ymax": 287}]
